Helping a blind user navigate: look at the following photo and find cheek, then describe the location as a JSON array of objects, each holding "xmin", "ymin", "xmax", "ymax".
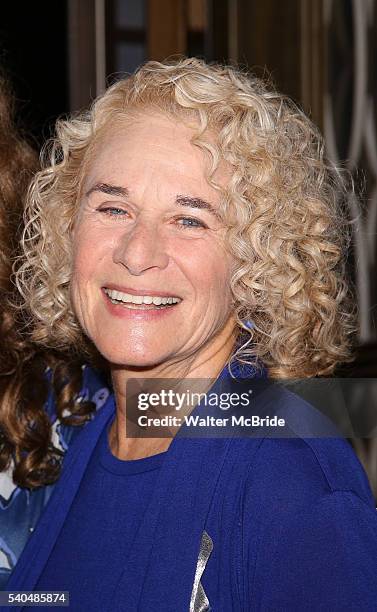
[
  {"xmin": 204, "ymin": 254, "xmax": 234, "ymax": 310},
  {"xmin": 70, "ymin": 238, "xmax": 102, "ymax": 316},
  {"xmin": 71, "ymin": 243, "xmax": 93, "ymax": 290},
  {"xmin": 71, "ymin": 225, "xmax": 108, "ymax": 283},
  {"xmin": 179, "ymin": 243, "xmax": 233, "ymax": 303}
]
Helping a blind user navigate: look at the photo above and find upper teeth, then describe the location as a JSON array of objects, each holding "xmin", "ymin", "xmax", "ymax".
[{"xmin": 105, "ymin": 289, "xmax": 181, "ymax": 306}]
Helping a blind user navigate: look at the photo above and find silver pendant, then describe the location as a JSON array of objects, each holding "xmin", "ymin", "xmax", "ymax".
[{"xmin": 190, "ymin": 531, "xmax": 213, "ymax": 612}]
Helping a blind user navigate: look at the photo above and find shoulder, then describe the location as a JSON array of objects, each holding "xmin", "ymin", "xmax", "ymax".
[
  {"xmin": 230, "ymin": 378, "xmax": 375, "ymax": 506},
  {"xmin": 242, "ymin": 454, "xmax": 377, "ymax": 608},
  {"xmin": 247, "ymin": 435, "xmax": 373, "ymax": 505},
  {"xmin": 232, "ymin": 385, "xmax": 377, "ymax": 607}
]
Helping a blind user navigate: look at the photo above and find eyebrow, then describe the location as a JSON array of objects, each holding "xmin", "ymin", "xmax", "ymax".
[
  {"xmin": 86, "ymin": 182, "xmax": 219, "ymax": 218},
  {"xmin": 175, "ymin": 195, "xmax": 219, "ymax": 218},
  {"xmin": 86, "ymin": 182, "xmax": 130, "ymax": 198}
]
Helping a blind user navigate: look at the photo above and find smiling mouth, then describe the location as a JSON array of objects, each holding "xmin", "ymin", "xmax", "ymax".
[{"xmin": 103, "ymin": 288, "xmax": 182, "ymax": 310}]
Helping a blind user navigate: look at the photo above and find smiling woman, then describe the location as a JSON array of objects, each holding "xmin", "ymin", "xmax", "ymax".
[{"xmin": 7, "ymin": 58, "xmax": 377, "ymax": 611}]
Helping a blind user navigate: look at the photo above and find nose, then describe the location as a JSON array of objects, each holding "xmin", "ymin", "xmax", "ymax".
[{"xmin": 113, "ymin": 220, "xmax": 169, "ymax": 275}]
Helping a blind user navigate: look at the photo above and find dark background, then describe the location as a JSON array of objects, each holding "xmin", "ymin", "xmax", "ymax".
[{"xmin": 0, "ymin": 3, "xmax": 68, "ymax": 146}]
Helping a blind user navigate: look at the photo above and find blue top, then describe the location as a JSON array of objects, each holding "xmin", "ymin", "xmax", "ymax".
[
  {"xmin": 5, "ymin": 366, "xmax": 377, "ymax": 611},
  {"xmin": 0, "ymin": 366, "xmax": 110, "ymax": 589},
  {"xmin": 35, "ymin": 421, "xmax": 165, "ymax": 610}
]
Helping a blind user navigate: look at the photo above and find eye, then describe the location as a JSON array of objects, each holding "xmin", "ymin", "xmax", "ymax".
[
  {"xmin": 97, "ymin": 206, "xmax": 129, "ymax": 217},
  {"xmin": 176, "ymin": 217, "xmax": 208, "ymax": 229}
]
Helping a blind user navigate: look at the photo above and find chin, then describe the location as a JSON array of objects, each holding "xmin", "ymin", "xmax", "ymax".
[
  {"xmin": 99, "ymin": 345, "xmax": 173, "ymax": 370},
  {"xmin": 111, "ymin": 357, "xmax": 164, "ymax": 369}
]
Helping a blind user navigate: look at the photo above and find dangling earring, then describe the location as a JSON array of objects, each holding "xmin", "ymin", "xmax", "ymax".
[{"xmin": 243, "ymin": 319, "xmax": 254, "ymax": 330}]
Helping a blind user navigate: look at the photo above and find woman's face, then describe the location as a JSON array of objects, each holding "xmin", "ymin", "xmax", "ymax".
[{"xmin": 71, "ymin": 112, "xmax": 235, "ymax": 369}]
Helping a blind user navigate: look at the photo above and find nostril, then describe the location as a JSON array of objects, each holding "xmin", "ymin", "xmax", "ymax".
[{"xmin": 113, "ymin": 234, "xmax": 170, "ymax": 274}]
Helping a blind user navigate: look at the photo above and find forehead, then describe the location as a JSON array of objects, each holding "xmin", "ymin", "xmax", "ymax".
[{"xmin": 83, "ymin": 112, "xmax": 230, "ymax": 193}]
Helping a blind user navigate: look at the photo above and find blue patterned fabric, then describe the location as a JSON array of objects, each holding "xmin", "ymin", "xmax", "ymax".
[{"xmin": 0, "ymin": 366, "xmax": 110, "ymax": 588}]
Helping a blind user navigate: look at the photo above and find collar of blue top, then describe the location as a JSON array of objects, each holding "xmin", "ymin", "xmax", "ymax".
[{"xmin": 219, "ymin": 357, "xmax": 266, "ymax": 381}]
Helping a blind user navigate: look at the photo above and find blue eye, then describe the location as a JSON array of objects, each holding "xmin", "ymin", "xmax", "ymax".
[
  {"xmin": 98, "ymin": 206, "xmax": 128, "ymax": 216},
  {"xmin": 177, "ymin": 217, "xmax": 206, "ymax": 228}
]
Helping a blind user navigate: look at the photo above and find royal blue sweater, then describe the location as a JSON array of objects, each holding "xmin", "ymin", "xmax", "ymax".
[
  {"xmin": 5, "ymin": 371, "xmax": 377, "ymax": 611},
  {"xmin": 35, "ymin": 421, "xmax": 166, "ymax": 610}
]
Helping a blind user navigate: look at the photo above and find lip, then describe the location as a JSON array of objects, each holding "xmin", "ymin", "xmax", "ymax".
[
  {"xmin": 102, "ymin": 284, "xmax": 182, "ymax": 298},
  {"xmin": 101, "ymin": 287, "xmax": 181, "ymax": 320}
]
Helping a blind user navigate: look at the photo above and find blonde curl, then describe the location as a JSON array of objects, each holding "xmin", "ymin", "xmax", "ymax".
[{"xmin": 16, "ymin": 57, "xmax": 355, "ymax": 377}]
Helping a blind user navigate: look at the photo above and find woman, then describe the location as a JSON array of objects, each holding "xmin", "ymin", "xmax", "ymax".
[
  {"xmin": 6, "ymin": 58, "xmax": 377, "ymax": 610},
  {"xmin": 0, "ymin": 73, "xmax": 110, "ymax": 588}
]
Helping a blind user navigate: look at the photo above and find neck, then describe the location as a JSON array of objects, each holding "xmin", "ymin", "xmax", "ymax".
[{"xmin": 109, "ymin": 318, "xmax": 236, "ymax": 459}]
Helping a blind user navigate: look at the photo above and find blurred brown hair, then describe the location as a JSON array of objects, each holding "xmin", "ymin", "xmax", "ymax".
[{"xmin": 0, "ymin": 72, "xmax": 97, "ymax": 489}]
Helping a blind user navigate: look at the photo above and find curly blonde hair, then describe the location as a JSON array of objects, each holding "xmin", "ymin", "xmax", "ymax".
[{"xmin": 16, "ymin": 57, "xmax": 355, "ymax": 378}]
